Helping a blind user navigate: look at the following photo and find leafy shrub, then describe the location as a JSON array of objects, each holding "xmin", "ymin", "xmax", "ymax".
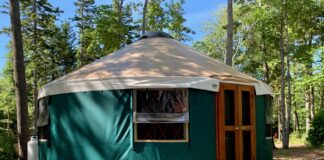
[
  {"xmin": 0, "ymin": 131, "xmax": 18, "ymax": 160},
  {"xmin": 307, "ymin": 109, "xmax": 324, "ymax": 147},
  {"xmin": 290, "ymin": 132, "xmax": 307, "ymax": 145}
]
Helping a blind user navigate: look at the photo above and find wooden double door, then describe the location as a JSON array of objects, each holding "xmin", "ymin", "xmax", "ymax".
[{"xmin": 216, "ymin": 84, "xmax": 256, "ymax": 160}]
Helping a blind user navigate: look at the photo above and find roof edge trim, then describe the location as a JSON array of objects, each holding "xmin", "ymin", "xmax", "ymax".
[
  {"xmin": 38, "ymin": 76, "xmax": 273, "ymax": 99},
  {"xmin": 38, "ymin": 76, "xmax": 219, "ymax": 99}
]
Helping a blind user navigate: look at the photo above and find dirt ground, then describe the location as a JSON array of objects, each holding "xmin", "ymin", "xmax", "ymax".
[{"xmin": 273, "ymin": 144, "xmax": 324, "ymax": 160}]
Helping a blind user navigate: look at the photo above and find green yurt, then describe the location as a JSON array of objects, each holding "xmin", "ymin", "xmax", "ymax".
[{"xmin": 37, "ymin": 32, "xmax": 274, "ymax": 160}]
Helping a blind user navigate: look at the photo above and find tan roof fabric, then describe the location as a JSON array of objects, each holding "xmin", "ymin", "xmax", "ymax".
[{"xmin": 38, "ymin": 37, "xmax": 273, "ymax": 98}]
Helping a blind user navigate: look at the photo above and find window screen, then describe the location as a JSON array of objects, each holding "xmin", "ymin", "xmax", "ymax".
[
  {"xmin": 37, "ymin": 97, "xmax": 49, "ymax": 127},
  {"xmin": 265, "ymin": 96, "xmax": 273, "ymax": 138},
  {"xmin": 265, "ymin": 96, "xmax": 274, "ymax": 124},
  {"xmin": 134, "ymin": 89, "xmax": 189, "ymax": 123},
  {"xmin": 133, "ymin": 89, "xmax": 189, "ymax": 142},
  {"xmin": 37, "ymin": 97, "xmax": 50, "ymax": 141}
]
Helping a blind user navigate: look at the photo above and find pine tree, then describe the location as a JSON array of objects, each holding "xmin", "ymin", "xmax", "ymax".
[
  {"xmin": 9, "ymin": 0, "xmax": 29, "ymax": 159},
  {"xmin": 73, "ymin": 0, "xmax": 96, "ymax": 67}
]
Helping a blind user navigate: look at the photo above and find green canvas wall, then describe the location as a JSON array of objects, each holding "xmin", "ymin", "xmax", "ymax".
[
  {"xmin": 38, "ymin": 89, "xmax": 272, "ymax": 160},
  {"xmin": 255, "ymin": 95, "xmax": 273, "ymax": 160},
  {"xmin": 39, "ymin": 89, "xmax": 216, "ymax": 160}
]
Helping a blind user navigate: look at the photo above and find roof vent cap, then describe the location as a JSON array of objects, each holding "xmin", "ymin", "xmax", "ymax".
[{"xmin": 139, "ymin": 31, "xmax": 174, "ymax": 40}]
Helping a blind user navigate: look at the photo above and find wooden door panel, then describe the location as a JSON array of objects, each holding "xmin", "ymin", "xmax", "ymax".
[{"xmin": 217, "ymin": 84, "xmax": 256, "ymax": 160}]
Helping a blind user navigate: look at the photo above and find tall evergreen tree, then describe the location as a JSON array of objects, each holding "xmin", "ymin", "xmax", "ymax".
[
  {"xmin": 9, "ymin": 0, "xmax": 29, "ymax": 159},
  {"xmin": 73, "ymin": 0, "xmax": 95, "ymax": 67},
  {"xmin": 56, "ymin": 22, "xmax": 77, "ymax": 76}
]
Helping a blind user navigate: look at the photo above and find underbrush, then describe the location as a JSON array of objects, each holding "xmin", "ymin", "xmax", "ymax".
[{"xmin": 0, "ymin": 131, "xmax": 18, "ymax": 160}]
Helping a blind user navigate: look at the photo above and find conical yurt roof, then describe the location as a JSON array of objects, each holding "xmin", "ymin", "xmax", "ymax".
[{"xmin": 38, "ymin": 32, "xmax": 273, "ymax": 99}]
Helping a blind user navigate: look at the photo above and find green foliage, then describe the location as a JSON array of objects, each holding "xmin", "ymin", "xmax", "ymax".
[
  {"xmin": 192, "ymin": 8, "xmax": 227, "ymax": 60},
  {"xmin": 166, "ymin": 0, "xmax": 195, "ymax": 41},
  {"xmin": 0, "ymin": 132, "xmax": 18, "ymax": 160},
  {"xmin": 194, "ymin": 0, "xmax": 323, "ymax": 141},
  {"xmin": 55, "ymin": 22, "xmax": 77, "ymax": 76},
  {"xmin": 91, "ymin": 3, "xmax": 139, "ymax": 55},
  {"xmin": 73, "ymin": 0, "xmax": 141, "ymax": 67},
  {"xmin": 146, "ymin": 0, "xmax": 167, "ymax": 32},
  {"xmin": 289, "ymin": 132, "xmax": 307, "ymax": 145},
  {"xmin": 20, "ymin": 0, "xmax": 64, "ymax": 83},
  {"xmin": 307, "ymin": 109, "xmax": 324, "ymax": 147},
  {"xmin": 0, "ymin": 55, "xmax": 16, "ymax": 136},
  {"xmin": 0, "ymin": 0, "xmax": 195, "ymax": 155},
  {"xmin": 73, "ymin": 0, "xmax": 96, "ymax": 67},
  {"xmin": 137, "ymin": 0, "xmax": 194, "ymax": 41}
]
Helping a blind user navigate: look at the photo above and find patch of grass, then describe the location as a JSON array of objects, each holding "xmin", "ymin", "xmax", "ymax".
[
  {"xmin": 274, "ymin": 132, "xmax": 309, "ymax": 147},
  {"xmin": 273, "ymin": 133, "xmax": 324, "ymax": 159},
  {"xmin": 289, "ymin": 132, "xmax": 308, "ymax": 146}
]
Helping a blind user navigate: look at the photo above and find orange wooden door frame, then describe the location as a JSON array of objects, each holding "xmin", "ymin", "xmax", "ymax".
[{"xmin": 216, "ymin": 83, "xmax": 256, "ymax": 160}]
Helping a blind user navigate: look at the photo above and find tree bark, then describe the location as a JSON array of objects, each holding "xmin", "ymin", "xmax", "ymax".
[
  {"xmin": 321, "ymin": 85, "xmax": 324, "ymax": 109},
  {"xmin": 310, "ymin": 86, "xmax": 315, "ymax": 120},
  {"xmin": 305, "ymin": 37, "xmax": 313, "ymax": 133},
  {"xmin": 33, "ymin": 70, "xmax": 38, "ymax": 135},
  {"xmin": 225, "ymin": 0, "xmax": 234, "ymax": 66},
  {"xmin": 277, "ymin": 96, "xmax": 281, "ymax": 140},
  {"xmin": 305, "ymin": 88, "xmax": 311, "ymax": 132},
  {"xmin": 9, "ymin": 0, "xmax": 29, "ymax": 159},
  {"xmin": 32, "ymin": 0, "xmax": 38, "ymax": 136},
  {"xmin": 279, "ymin": 2, "xmax": 287, "ymax": 147},
  {"xmin": 115, "ymin": 0, "xmax": 124, "ymax": 47},
  {"xmin": 141, "ymin": 0, "xmax": 148, "ymax": 35},
  {"xmin": 284, "ymin": 2, "xmax": 290, "ymax": 148},
  {"xmin": 262, "ymin": 34, "xmax": 270, "ymax": 83},
  {"xmin": 294, "ymin": 110, "xmax": 299, "ymax": 132},
  {"xmin": 263, "ymin": 61, "xmax": 270, "ymax": 83},
  {"xmin": 118, "ymin": 0, "xmax": 124, "ymax": 23}
]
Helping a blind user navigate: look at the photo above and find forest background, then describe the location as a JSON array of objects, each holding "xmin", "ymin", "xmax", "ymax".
[{"xmin": 0, "ymin": 0, "xmax": 323, "ymax": 159}]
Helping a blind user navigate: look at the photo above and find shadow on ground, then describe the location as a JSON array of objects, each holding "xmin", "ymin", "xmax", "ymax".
[{"xmin": 273, "ymin": 144, "xmax": 324, "ymax": 160}]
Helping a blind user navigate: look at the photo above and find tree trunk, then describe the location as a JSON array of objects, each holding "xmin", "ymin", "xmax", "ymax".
[
  {"xmin": 33, "ymin": 0, "xmax": 38, "ymax": 136},
  {"xmin": 294, "ymin": 110, "xmax": 299, "ymax": 132},
  {"xmin": 9, "ymin": 0, "xmax": 29, "ymax": 159},
  {"xmin": 33, "ymin": 70, "xmax": 38, "ymax": 135},
  {"xmin": 284, "ymin": 3, "xmax": 290, "ymax": 148},
  {"xmin": 141, "ymin": 0, "xmax": 148, "ymax": 35},
  {"xmin": 261, "ymin": 34, "xmax": 270, "ymax": 84},
  {"xmin": 305, "ymin": 37, "xmax": 313, "ymax": 133},
  {"xmin": 321, "ymin": 85, "xmax": 324, "ymax": 109},
  {"xmin": 225, "ymin": 0, "xmax": 234, "ymax": 66},
  {"xmin": 7, "ymin": 107, "xmax": 10, "ymax": 136},
  {"xmin": 310, "ymin": 86, "xmax": 315, "ymax": 120},
  {"xmin": 118, "ymin": 0, "xmax": 124, "ymax": 23},
  {"xmin": 263, "ymin": 61, "xmax": 269, "ymax": 83},
  {"xmin": 305, "ymin": 88, "xmax": 311, "ymax": 132},
  {"xmin": 79, "ymin": 2, "xmax": 84, "ymax": 66},
  {"xmin": 279, "ymin": 4, "xmax": 287, "ymax": 148},
  {"xmin": 115, "ymin": 0, "xmax": 124, "ymax": 47},
  {"xmin": 277, "ymin": 96, "xmax": 281, "ymax": 140}
]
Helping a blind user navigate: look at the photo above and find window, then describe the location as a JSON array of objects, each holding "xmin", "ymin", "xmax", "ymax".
[
  {"xmin": 265, "ymin": 96, "xmax": 274, "ymax": 138},
  {"xmin": 37, "ymin": 97, "xmax": 49, "ymax": 141},
  {"xmin": 133, "ymin": 89, "xmax": 189, "ymax": 142}
]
